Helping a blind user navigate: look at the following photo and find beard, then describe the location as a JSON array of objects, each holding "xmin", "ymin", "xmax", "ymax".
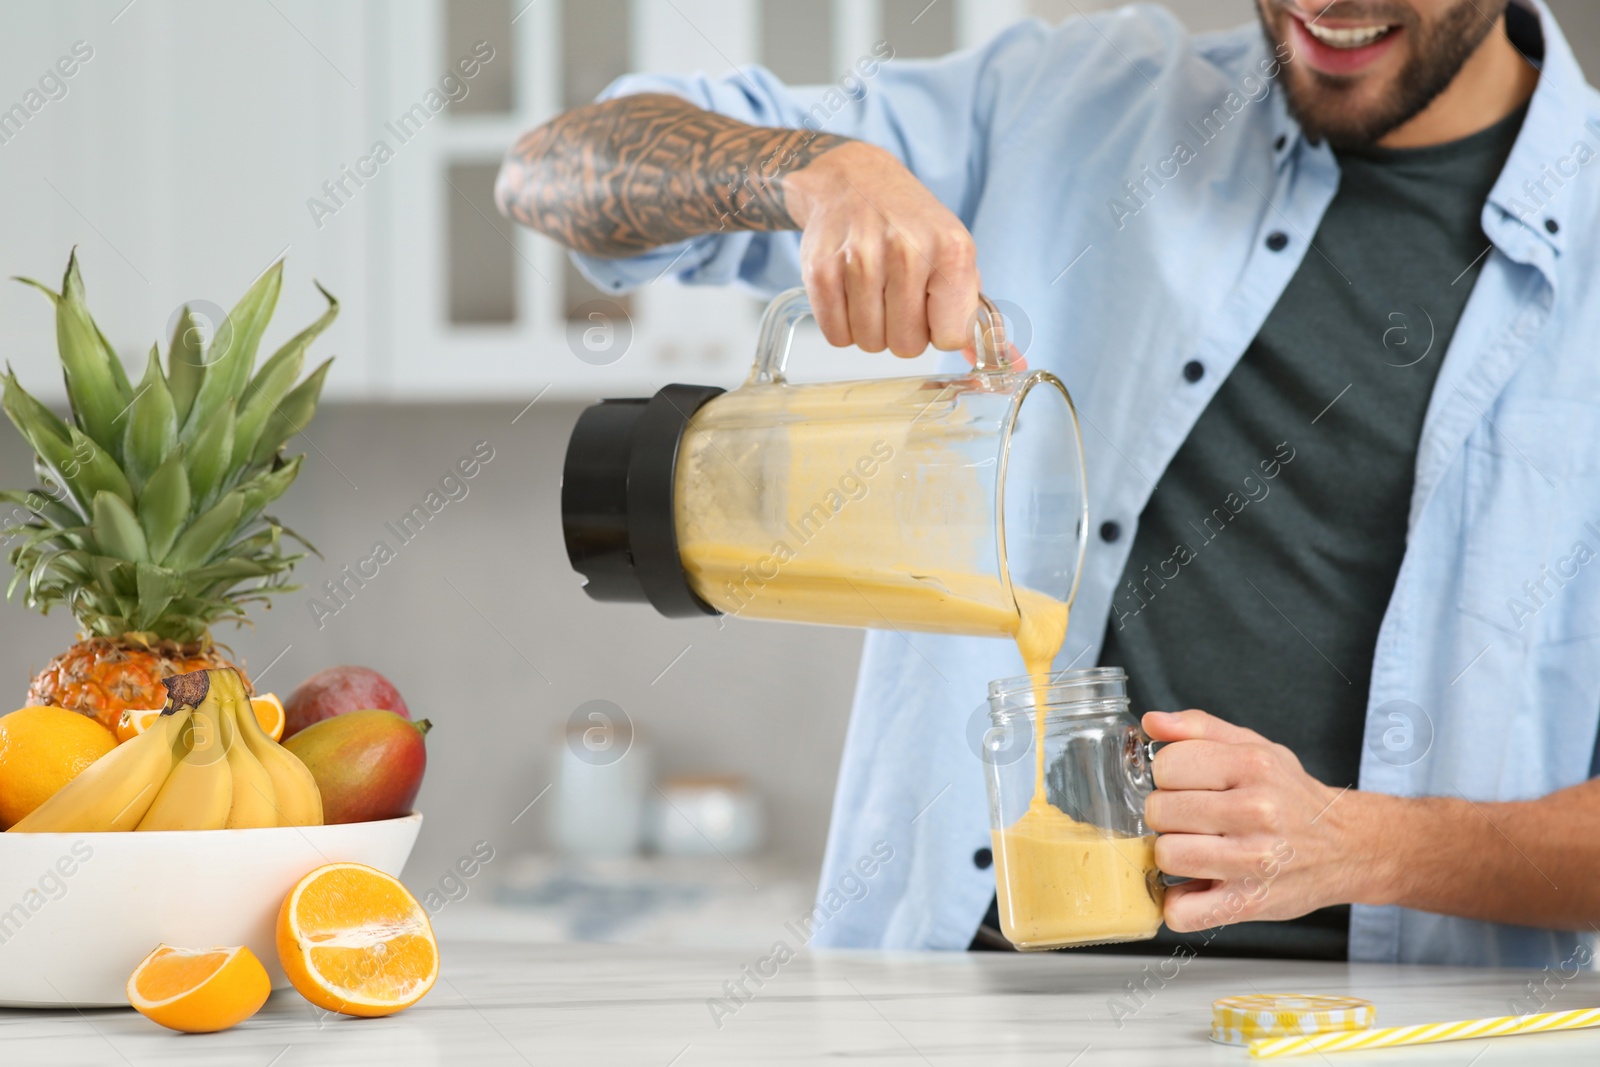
[{"xmin": 1258, "ymin": 0, "xmax": 1507, "ymax": 147}]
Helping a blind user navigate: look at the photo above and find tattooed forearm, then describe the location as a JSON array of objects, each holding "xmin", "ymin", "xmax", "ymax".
[{"xmin": 495, "ymin": 93, "xmax": 852, "ymax": 257}]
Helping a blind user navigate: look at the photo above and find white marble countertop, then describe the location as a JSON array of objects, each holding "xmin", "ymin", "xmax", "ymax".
[{"xmin": 4, "ymin": 940, "xmax": 1599, "ymax": 1065}]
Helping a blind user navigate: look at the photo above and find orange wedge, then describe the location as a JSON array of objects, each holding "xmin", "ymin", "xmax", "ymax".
[
  {"xmin": 115, "ymin": 695, "xmax": 280, "ymax": 744},
  {"xmin": 250, "ymin": 693, "xmax": 285, "ymax": 741},
  {"xmin": 276, "ymin": 863, "xmax": 438, "ymax": 1017},
  {"xmin": 113, "ymin": 706, "xmax": 164, "ymax": 744},
  {"xmin": 126, "ymin": 944, "xmax": 271, "ymax": 1033}
]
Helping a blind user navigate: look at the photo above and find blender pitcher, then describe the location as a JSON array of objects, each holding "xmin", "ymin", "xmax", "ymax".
[{"xmin": 561, "ymin": 287, "xmax": 1089, "ymax": 641}]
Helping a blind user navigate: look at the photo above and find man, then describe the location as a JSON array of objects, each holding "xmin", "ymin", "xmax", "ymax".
[{"xmin": 498, "ymin": 0, "xmax": 1600, "ymax": 967}]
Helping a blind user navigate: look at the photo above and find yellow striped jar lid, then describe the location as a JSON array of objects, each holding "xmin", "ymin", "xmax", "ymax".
[{"xmin": 1211, "ymin": 993, "xmax": 1376, "ymax": 1046}]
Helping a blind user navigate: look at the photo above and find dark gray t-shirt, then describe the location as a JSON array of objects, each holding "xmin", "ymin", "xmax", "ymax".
[
  {"xmin": 976, "ymin": 103, "xmax": 1528, "ymax": 958},
  {"xmin": 1094, "ymin": 105, "xmax": 1528, "ymax": 960}
]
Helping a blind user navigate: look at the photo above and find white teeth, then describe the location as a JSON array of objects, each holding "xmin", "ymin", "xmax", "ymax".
[{"xmin": 1303, "ymin": 20, "xmax": 1391, "ymax": 48}]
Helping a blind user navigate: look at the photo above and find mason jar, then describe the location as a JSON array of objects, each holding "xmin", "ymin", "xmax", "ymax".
[{"xmin": 983, "ymin": 667, "xmax": 1163, "ymax": 950}]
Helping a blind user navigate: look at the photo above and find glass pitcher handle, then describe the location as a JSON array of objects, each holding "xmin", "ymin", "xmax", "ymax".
[{"xmin": 749, "ymin": 287, "xmax": 1016, "ymax": 385}]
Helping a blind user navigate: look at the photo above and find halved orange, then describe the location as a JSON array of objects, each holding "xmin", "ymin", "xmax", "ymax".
[
  {"xmin": 250, "ymin": 693, "xmax": 285, "ymax": 741},
  {"xmin": 276, "ymin": 863, "xmax": 438, "ymax": 1017},
  {"xmin": 116, "ymin": 694, "xmax": 282, "ymax": 744},
  {"xmin": 126, "ymin": 944, "xmax": 271, "ymax": 1033},
  {"xmin": 113, "ymin": 707, "xmax": 164, "ymax": 744}
]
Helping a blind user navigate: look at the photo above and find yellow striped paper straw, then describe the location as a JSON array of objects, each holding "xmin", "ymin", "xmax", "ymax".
[{"xmin": 1249, "ymin": 1005, "xmax": 1600, "ymax": 1058}]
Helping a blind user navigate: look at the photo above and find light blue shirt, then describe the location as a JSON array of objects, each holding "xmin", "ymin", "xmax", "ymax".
[{"xmin": 576, "ymin": 0, "xmax": 1600, "ymax": 968}]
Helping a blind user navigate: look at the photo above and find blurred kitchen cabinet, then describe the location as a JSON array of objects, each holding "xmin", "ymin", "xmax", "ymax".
[{"xmin": 381, "ymin": 0, "xmax": 764, "ymax": 401}]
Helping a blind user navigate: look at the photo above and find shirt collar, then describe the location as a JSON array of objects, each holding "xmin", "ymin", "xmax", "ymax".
[{"xmin": 1485, "ymin": 0, "xmax": 1590, "ymax": 260}]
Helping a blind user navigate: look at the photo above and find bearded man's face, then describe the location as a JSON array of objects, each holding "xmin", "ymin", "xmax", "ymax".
[{"xmin": 1257, "ymin": 0, "xmax": 1508, "ymax": 146}]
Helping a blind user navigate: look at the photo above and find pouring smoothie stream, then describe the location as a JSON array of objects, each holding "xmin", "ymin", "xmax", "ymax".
[{"xmin": 560, "ymin": 287, "xmax": 1157, "ymax": 948}]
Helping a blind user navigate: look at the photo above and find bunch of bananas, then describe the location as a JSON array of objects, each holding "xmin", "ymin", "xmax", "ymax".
[{"xmin": 8, "ymin": 667, "xmax": 322, "ymax": 832}]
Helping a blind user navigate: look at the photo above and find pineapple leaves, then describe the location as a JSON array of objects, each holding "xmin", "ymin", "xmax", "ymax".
[
  {"xmin": 161, "ymin": 490, "xmax": 242, "ymax": 571},
  {"xmin": 183, "ymin": 558, "xmax": 279, "ymax": 592},
  {"xmin": 26, "ymin": 547, "xmax": 90, "ymax": 605},
  {"xmin": 185, "ymin": 398, "xmax": 235, "ymax": 509},
  {"xmin": 65, "ymin": 256, "xmax": 134, "ymax": 404},
  {"xmin": 138, "ymin": 450, "xmax": 190, "ymax": 563},
  {"xmin": 8, "ymin": 521, "xmax": 88, "ymax": 560},
  {"xmin": 2, "ymin": 368, "xmax": 73, "ymax": 454},
  {"xmin": 133, "ymin": 563, "xmax": 182, "ymax": 631},
  {"xmin": 252, "ymin": 358, "xmax": 331, "ymax": 465},
  {"xmin": 180, "ymin": 261, "xmax": 282, "ymax": 443},
  {"xmin": 0, "ymin": 488, "xmax": 81, "ymax": 534},
  {"xmin": 122, "ymin": 345, "xmax": 177, "ymax": 492},
  {"xmin": 25, "ymin": 432, "xmax": 88, "ymax": 516},
  {"xmin": 89, "ymin": 553, "xmax": 134, "ymax": 599},
  {"xmin": 38, "ymin": 427, "xmax": 135, "ymax": 514},
  {"xmin": 5, "ymin": 252, "xmax": 335, "ymax": 644},
  {"xmin": 14, "ymin": 250, "xmax": 133, "ymax": 459},
  {"xmin": 167, "ymin": 306, "xmax": 206, "ymax": 426},
  {"xmin": 91, "ymin": 489, "xmax": 149, "ymax": 562},
  {"xmin": 94, "ymin": 319, "xmax": 136, "ymax": 401},
  {"xmin": 233, "ymin": 280, "xmax": 337, "ymax": 473},
  {"xmin": 236, "ymin": 453, "xmax": 302, "ymax": 523}
]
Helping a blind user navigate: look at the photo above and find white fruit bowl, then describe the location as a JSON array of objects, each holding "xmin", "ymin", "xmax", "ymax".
[{"xmin": 0, "ymin": 812, "xmax": 422, "ymax": 1008}]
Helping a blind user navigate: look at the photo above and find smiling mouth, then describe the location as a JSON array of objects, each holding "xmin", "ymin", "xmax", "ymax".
[{"xmin": 1300, "ymin": 19, "xmax": 1397, "ymax": 48}]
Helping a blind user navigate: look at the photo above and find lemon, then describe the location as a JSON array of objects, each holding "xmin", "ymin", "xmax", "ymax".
[{"xmin": 0, "ymin": 706, "xmax": 118, "ymax": 829}]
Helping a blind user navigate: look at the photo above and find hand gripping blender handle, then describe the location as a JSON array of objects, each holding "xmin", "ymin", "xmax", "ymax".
[{"xmin": 748, "ymin": 287, "xmax": 1016, "ymax": 385}]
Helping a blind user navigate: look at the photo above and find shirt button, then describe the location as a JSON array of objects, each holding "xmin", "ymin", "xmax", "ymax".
[
  {"xmin": 1273, "ymin": 134, "xmax": 1287, "ymax": 151},
  {"xmin": 1183, "ymin": 359, "xmax": 1205, "ymax": 383},
  {"xmin": 1099, "ymin": 521, "xmax": 1121, "ymax": 543},
  {"xmin": 1545, "ymin": 218, "xmax": 1560, "ymax": 234},
  {"xmin": 1265, "ymin": 231, "xmax": 1289, "ymax": 252},
  {"xmin": 973, "ymin": 847, "xmax": 993, "ymax": 870}
]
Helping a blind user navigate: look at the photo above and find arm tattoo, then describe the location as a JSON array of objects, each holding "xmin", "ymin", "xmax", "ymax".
[{"xmin": 495, "ymin": 93, "xmax": 851, "ymax": 257}]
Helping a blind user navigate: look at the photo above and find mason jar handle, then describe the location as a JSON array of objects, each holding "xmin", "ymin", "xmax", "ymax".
[
  {"xmin": 749, "ymin": 287, "xmax": 1015, "ymax": 385},
  {"xmin": 1124, "ymin": 733, "xmax": 1159, "ymax": 797},
  {"xmin": 1128, "ymin": 734, "xmax": 1178, "ymax": 892}
]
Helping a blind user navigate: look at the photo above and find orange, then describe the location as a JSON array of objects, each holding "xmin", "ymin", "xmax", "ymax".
[
  {"xmin": 113, "ymin": 706, "xmax": 164, "ymax": 744},
  {"xmin": 250, "ymin": 693, "xmax": 286, "ymax": 741},
  {"xmin": 276, "ymin": 863, "xmax": 438, "ymax": 1017},
  {"xmin": 0, "ymin": 706, "xmax": 117, "ymax": 828},
  {"xmin": 115, "ymin": 696, "xmax": 280, "ymax": 744},
  {"xmin": 126, "ymin": 944, "xmax": 271, "ymax": 1033}
]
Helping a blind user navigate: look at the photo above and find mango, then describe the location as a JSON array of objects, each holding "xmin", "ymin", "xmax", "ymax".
[{"xmin": 282, "ymin": 709, "xmax": 429, "ymax": 825}]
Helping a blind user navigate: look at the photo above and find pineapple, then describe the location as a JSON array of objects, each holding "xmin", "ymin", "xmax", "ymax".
[{"xmin": 2, "ymin": 250, "xmax": 334, "ymax": 731}]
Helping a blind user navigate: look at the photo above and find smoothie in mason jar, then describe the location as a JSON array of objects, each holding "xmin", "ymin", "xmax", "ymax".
[{"xmin": 988, "ymin": 613, "xmax": 1165, "ymax": 949}]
